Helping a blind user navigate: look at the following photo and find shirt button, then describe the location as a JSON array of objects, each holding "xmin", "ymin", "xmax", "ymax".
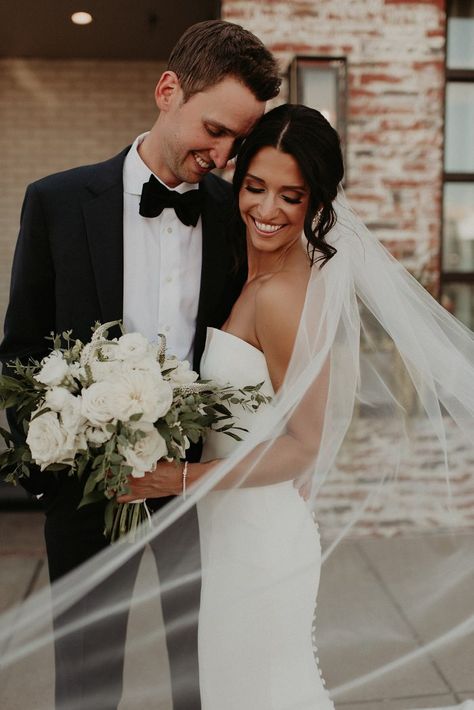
[
  {"xmin": 166, "ymin": 275, "xmax": 173, "ymax": 283},
  {"xmin": 167, "ymin": 227, "xmax": 173, "ymax": 234},
  {"xmin": 164, "ymin": 325, "xmax": 171, "ymax": 333}
]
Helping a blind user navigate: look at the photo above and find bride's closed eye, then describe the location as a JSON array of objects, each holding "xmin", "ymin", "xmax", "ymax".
[
  {"xmin": 281, "ymin": 195, "xmax": 303, "ymax": 205},
  {"xmin": 244, "ymin": 185, "xmax": 303, "ymax": 205},
  {"xmin": 244, "ymin": 185, "xmax": 264, "ymax": 194}
]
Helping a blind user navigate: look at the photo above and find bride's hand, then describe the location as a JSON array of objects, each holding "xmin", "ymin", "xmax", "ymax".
[
  {"xmin": 293, "ymin": 474, "xmax": 312, "ymax": 502},
  {"xmin": 116, "ymin": 461, "xmax": 183, "ymax": 502}
]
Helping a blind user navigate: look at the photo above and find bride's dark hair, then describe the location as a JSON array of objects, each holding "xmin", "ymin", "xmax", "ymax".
[{"xmin": 233, "ymin": 103, "xmax": 344, "ymax": 267}]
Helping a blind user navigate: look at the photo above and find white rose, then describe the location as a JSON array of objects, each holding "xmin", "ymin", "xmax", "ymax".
[
  {"xmin": 61, "ymin": 394, "xmax": 85, "ymax": 434},
  {"xmin": 26, "ymin": 410, "xmax": 77, "ymax": 470},
  {"xmin": 169, "ymin": 360, "xmax": 198, "ymax": 385},
  {"xmin": 113, "ymin": 370, "xmax": 173, "ymax": 422},
  {"xmin": 44, "ymin": 386, "xmax": 70, "ymax": 412},
  {"xmin": 85, "ymin": 425, "xmax": 111, "ymax": 446},
  {"xmin": 118, "ymin": 421, "xmax": 167, "ymax": 477},
  {"xmin": 81, "ymin": 381, "xmax": 118, "ymax": 426},
  {"xmin": 45, "ymin": 388, "xmax": 85, "ymax": 435},
  {"xmin": 36, "ymin": 352, "xmax": 70, "ymax": 386},
  {"xmin": 116, "ymin": 333, "xmax": 150, "ymax": 361}
]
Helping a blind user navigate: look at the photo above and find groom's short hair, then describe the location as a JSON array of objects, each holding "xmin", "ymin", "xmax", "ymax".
[{"xmin": 168, "ymin": 20, "xmax": 280, "ymax": 102}]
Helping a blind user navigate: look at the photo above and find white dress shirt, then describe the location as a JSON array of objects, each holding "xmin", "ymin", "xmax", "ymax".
[{"xmin": 122, "ymin": 133, "xmax": 202, "ymax": 364}]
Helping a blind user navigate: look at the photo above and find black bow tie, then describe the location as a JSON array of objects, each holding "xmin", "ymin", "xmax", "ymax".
[{"xmin": 139, "ymin": 175, "xmax": 202, "ymax": 227}]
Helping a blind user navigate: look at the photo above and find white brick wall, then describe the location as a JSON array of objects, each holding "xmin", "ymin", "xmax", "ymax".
[{"xmin": 0, "ymin": 58, "xmax": 166, "ymax": 333}]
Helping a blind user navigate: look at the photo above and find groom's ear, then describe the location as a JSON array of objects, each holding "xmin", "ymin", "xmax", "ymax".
[{"xmin": 155, "ymin": 71, "xmax": 181, "ymax": 112}]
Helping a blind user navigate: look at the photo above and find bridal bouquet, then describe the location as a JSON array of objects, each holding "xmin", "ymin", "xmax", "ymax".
[{"xmin": 0, "ymin": 322, "xmax": 270, "ymax": 540}]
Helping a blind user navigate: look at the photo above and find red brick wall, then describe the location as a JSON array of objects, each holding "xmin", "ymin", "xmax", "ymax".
[{"xmin": 222, "ymin": 0, "xmax": 446, "ymax": 293}]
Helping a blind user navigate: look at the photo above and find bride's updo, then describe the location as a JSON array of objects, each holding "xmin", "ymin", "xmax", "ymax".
[{"xmin": 233, "ymin": 103, "xmax": 344, "ymax": 266}]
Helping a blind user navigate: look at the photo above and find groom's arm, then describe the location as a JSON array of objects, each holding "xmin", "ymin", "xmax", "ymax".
[
  {"xmin": 1, "ymin": 182, "xmax": 55, "ymax": 362},
  {"xmin": 0, "ymin": 182, "xmax": 56, "ymax": 493}
]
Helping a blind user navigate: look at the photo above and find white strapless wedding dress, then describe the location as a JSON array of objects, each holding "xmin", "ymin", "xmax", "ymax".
[{"xmin": 197, "ymin": 327, "xmax": 334, "ymax": 710}]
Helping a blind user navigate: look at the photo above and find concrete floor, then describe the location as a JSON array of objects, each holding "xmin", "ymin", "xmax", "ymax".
[{"xmin": 0, "ymin": 511, "xmax": 473, "ymax": 710}]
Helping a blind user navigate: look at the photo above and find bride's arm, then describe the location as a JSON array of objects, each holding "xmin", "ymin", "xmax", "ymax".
[
  {"xmin": 211, "ymin": 271, "xmax": 329, "ymax": 488},
  {"xmin": 118, "ymin": 271, "xmax": 329, "ymax": 500}
]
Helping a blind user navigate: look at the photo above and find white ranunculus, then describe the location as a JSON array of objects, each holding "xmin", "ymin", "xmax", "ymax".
[
  {"xmin": 162, "ymin": 357, "xmax": 179, "ymax": 373},
  {"xmin": 118, "ymin": 421, "xmax": 167, "ymax": 478},
  {"xmin": 89, "ymin": 358, "xmax": 123, "ymax": 383},
  {"xmin": 36, "ymin": 352, "xmax": 70, "ymax": 387},
  {"xmin": 27, "ymin": 410, "xmax": 76, "ymax": 470},
  {"xmin": 128, "ymin": 354, "xmax": 163, "ymax": 377},
  {"xmin": 116, "ymin": 333, "xmax": 150, "ymax": 361},
  {"xmin": 81, "ymin": 381, "xmax": 118, "ymax": 426},
  {"xmin": 168, "ymin": 360, "xmax": 198, "ymax": 385},
  {"xmin": 68, "ymin": 362, "xmax": 86, "ymax": 380},
  {"xmin": 113, "ymin": 370, "xmax": 173, "ymax": 422},
  {"xmin": 96, "ymin": 341, "xmax": 119, "ymax": 361}
]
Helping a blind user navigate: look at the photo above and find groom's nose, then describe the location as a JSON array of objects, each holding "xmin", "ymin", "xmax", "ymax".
[{"xmin": 210, "ymin": 137, "xmax": 236, "ymax": 169}]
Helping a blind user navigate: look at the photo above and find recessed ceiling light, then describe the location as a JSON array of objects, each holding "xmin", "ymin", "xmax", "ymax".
[{"xmin": 71, "ymin": 11, "xmax": 93, "ymax": 25}]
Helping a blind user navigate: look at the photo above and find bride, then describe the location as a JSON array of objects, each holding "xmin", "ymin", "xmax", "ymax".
[
  {"xmin": 121, "ymin": 103, "xmax": 339, "ymax": 708},
  {"xmin": 120, "ymin": 103, "xmax": 474, "ymax": 710}
]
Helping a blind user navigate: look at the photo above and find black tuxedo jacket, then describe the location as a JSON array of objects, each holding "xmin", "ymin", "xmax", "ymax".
[{"xmin": 0, "ymin": 147, "xmax": 246, "ymax": 498}]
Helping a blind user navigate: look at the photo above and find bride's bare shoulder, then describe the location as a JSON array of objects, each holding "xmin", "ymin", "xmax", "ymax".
[
  {"xmin": 256, "ymin": 270, "xmax": 309, "ymax": 322},
  {"xmin": 254, "ymin": 270, "xmax": 310, "ymax": 388}
]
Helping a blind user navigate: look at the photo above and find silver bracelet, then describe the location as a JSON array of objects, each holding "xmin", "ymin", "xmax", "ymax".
[{"xmin": 182, "ymin": 461, "xmax": 188, "ymax": 500}]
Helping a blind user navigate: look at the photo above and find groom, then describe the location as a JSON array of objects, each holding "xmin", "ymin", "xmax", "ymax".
[{"xmin": 0, "ymin": 20, "xmax": 280, "ymax": 710}]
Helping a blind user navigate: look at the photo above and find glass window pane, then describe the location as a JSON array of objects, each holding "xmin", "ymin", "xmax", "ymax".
[
  {"xmin": 441, "ymin": 283, "xmax": 474, "ymax": 329},
  {"xmin": 299, "ymin": 67, "xmax": 339, "ymax": 128},
  {"xmin": 290, "ymin": 58, "xmax": 347, "ymax": 148},
  {"xmin": 447, "ymin": 18, "xmax": 474, "ymax": 69},
  {"xmin": 445, "ymin": 83, "xmax": 474, "ymax": 173},
  {"xmin": 443, "ymin": 183, "xmax": 474, "ymax": 271}
]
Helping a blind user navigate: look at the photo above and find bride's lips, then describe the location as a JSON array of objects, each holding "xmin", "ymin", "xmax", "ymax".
[{"xmin": 251, "ymin": 216, "xmax": 286, "ymax": 236}]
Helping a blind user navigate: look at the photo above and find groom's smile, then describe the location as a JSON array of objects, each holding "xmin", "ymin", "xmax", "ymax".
[{"xmin": 192, "ymin": 151, "xmax": 214, "ymax": 174}]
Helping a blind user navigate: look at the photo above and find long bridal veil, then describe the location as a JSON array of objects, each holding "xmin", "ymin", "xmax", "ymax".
[{"xmin": 1, "ymin": 193, "xmax": 474, "ymax": 709}]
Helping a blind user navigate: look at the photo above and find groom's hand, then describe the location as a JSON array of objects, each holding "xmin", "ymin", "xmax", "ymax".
[{"xmin": 116, "ymin": 461, "xmax": 182, "ymax": 501}]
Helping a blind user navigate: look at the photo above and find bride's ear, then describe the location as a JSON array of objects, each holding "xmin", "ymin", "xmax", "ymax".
[{"xmin": 155, "ymin": 71, "xmax": 181, "ymax": 112}]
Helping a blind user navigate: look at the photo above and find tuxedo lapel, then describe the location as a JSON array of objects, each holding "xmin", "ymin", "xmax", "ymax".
[
  {"xmin": 193, "ymin": 175, "xmax": 242, "ymax": 370},
  {"xmin": 197, "ymin": 186, "xmax": 229, "ymax": 322},
  {"xmin": 82, "ymin": 149, "xmax": 129, "ymax": 326}
]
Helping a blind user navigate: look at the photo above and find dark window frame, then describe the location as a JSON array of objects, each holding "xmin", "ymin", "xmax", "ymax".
[
  {"xmin": 441, "ymin": 2, "xmax": 474, "ymax": 313},
  {"xmin": 288, "ymin": 55, "xmax": 348, "ymax": 175}
]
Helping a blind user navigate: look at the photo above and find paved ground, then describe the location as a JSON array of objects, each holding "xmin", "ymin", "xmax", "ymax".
[{"xmin": 0, "ymin": 511, "xmax": 473, "ymax": 709}]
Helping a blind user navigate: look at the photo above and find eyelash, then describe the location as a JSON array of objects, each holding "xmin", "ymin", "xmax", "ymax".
[
  {"xmin": 206, "ymin": 126, "xmax": 223, "ymax": 138},
  {"xmin": 244, "ymin": 186, "xmax": 303, "ymax": 205}
]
